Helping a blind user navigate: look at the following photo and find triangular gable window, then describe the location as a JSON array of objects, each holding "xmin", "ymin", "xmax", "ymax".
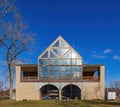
[
  {"xmin": 52, "ymin": 48, "xmax": 60, "ymax": 56},
  {"xmin": 62, "ymin": 50, "xmax": 71, "ymax": 58},
  {"xmin": 50, "ymin": 51, "xmax": 56, "ymax": 58},
  {"xmin": 72, "ymin": 50, "xmax": 80, "ymax": 58},
  {"xmin": 60, "ymin": 39, "xmax": 69, "ymax": 47},
  {"xmin": 41, "ymin": 51, "xmax": 48, "ymax": 58},
  {"xmin": 61, "ymin": 48, "xmax": 69, "ymax": 56},
  {"xmin": 53, "ymin": 40, "xmax": 59, "ymax": 47}
]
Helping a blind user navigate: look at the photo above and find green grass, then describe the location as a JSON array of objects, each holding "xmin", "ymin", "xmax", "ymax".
[{"xmin": 0, "ymin": 100, "xmax": 120, "ymax": 107}]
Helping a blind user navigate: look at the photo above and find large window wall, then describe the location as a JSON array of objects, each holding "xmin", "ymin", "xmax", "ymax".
[
  {"xmin": 39, "ymin": 59, "xmax": 82, "ymax": 80},
  {"xmin": 38, "ymin": 37, "xmax": 82, "ymax": 81}
]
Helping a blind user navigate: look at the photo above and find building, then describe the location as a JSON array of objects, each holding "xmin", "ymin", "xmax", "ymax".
[
  {"xmin": 16, "ymin": 36, "xmax": 105, "ymax": 101},
  {"xmin": 105, "ymin": 88, "xmax": 120, "ymax": 100}
]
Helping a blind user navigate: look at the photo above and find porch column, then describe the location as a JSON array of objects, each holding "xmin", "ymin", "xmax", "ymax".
[
  {"xmin": 59, "ymin": 89, "xmax": 62, "ymax": 100},
  {"xmin": 100, "ymin": 65, "xmax": 105, "ymax": 100}
]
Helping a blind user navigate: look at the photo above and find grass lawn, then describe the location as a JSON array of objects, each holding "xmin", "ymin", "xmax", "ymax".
[{"xmin": 0, "ymin": 100, "xmax": 120, "ymax": 107}]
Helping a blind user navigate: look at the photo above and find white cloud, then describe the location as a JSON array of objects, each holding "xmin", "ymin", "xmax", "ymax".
[
  {"xmin": 92, "ymin": 54, "xmax": 106, "ymax": 59},
  {"xmin": 103, "ymin": 49, "xmax": 112, "ymax": 54},
  {"xmin": 113, "ymin": 55, "xmax": 120, "ymax": 60}
]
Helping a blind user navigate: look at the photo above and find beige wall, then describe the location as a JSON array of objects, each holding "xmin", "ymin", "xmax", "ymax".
[
  {"xmin": 16, "ymin": 65, "xmax": 105, "ymax": 101},
  {"xmin": 16, "ymin": 66, "xmax": 39, "ymax": 101},
  {"xmin": 82, "ymin": 65, "xmax": 105, "ymax": 100},
  {"xmin": 80, "ymin": 82, "xmax": 104, "ymax": 100}
]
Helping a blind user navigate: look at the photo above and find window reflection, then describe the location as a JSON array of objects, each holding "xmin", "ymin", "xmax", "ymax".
[
  {"xmin": 61, "ymin": 60, "xmax": 70, "ymax": 65},
  {"xmin": 39, "ymin": 66, "xmax": 48, "ymax": 72},
  {"xmin": 72, "ymin": 66, "xmax": 82, "ymax": 77},
  {"xmin": 53, "ymin": 48, "xmax": 60, "ymax": 55},
  {"xmin": 41, "ymin": 51, "xmax": 48, "ymax": 58},
  {"xmin": 61, "ymin": 49, "xmax": 69, "ymax": 56},
  {"xmin": 63, "ymin": 51, "xmax": 71, "ymax": 58},
  {"xmin": 39, "ymin": 60, "xmax": 48, "ymax": 65},
  {"xmin": 50, "ymin": 60, "xmax": 59, "ymax": 65},
  {"xmin": 72, "ymin": 60, "xmax": 81, "ymax": 65},
  {"xmin": 61, "ymin": 40, "xmax": 66, "ymax": 47},
  {"xmin": 39, "ymin": 59, "xmax": 82, "ymax": 78},
  {"xmin": 72, "ymin": 50, "xmax": 80, "ymax": 58},
  {"xmin": 40, "ymin": 71, "xmax": 48, "ymax": 77},
  {"xmin": 53, "ymin": 40, "xmax": 59, "ymax": 47}
]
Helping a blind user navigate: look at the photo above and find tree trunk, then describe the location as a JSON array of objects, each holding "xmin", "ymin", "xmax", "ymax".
[
  {"xmin": 9, "ymin": 78, "xmax": 13, "ymax": 99},
  {"xmin": 9, "ymin": 62, "xmax": 15, "ymax": 100}
]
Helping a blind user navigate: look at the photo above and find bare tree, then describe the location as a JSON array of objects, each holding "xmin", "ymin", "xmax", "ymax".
[
  {"xmin": 110, "ymin": 80, "xmax": 120, "ymax": 99},
  {"xmin": 110, "ymin": 80, "xmax": 120, "ymax": 89},
  {"xmin": 0, "ymin": 80, "xmax": 7, "ymax": 96},
  {"xmin": 0, "ymin": 0, "xmax": 15, "ymax": 19},
  {"xmin": 0, "ymin": 1, "xmax": 34, "ymax": 99}
]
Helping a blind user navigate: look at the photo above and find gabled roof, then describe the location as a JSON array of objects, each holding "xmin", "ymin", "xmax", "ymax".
[{"xmin": 38, "ymin": 35, "xmax": 82, "ymax": 59}]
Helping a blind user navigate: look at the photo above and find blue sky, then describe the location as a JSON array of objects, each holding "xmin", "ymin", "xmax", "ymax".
[
  {"xmin": 1, "ymin": 0, "xmax": 120, "ymax": 87},
  {"xmin": 18, "ymin": 0, "xmax": 120, "ymax": 87}
]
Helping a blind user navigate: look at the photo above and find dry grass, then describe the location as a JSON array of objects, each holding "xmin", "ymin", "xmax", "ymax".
[{"xmin": 0, "ymin": 100, "xmax": 120, "ymax": 107}]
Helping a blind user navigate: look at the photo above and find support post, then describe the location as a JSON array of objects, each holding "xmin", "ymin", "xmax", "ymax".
[{"xmin": 59, "ymin": 89, "xmax": 62, "ymax": 100}]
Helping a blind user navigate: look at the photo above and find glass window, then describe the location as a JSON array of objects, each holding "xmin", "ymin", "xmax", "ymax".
[
  {"xmin": 61, "ymin": 60, "xmax": 71, "ymax": 65},
  {"xmin": 72, "ymin": 60, "xmax": 82, "ymax": 65},
  {"xmin": 52, "ymin": 48, "xmax": 60, "ymax": 55},
  {"xmin": 61, "ymin": 71, "xmax": 71, "ymax": 77},
  {"xmin": 41, "ymin": 51, "xmax": 48, "ymax": 58},
  {"xmin": 39, "ymin": 59, "xmax": 48, "ymax": 65},
  {"xmin": 50, "ymin": 66, "xmax": 60, "ymax": 77},
  {"xmin": 63, "ymin": 51, "xmax": 71, "ymax": 58},
  {"xmin": 66, "ymin": 71, "xmax": 71, "ymax": 77},
  {"xmin": 72, "ymin": 60, "xmax": 77, "ymax": 65},
  {"xmin": 72, "ymin": 50, "xmax": 80, "ymax": 58},
  {"xmin": 60, "ymin": 39, "xmax": 69, "ymax": 47},
  {"xmin": 50, "ymin": 59, "xmax": 60, "ymax": 65},
  {"xmin": 50, "ymin": 71, "xmax": 59, "ymax": 77},
  {"xmin": 61, "ymin": 40, "xmax": 66, "ymax": 47},
  {"xmin": 40, "ymin": 71, "xmax": 48, "ymax": 77},
  {"xmin": 72, "ymin": 66, "xmax": 82, "ymax": 77},
  {"xmin": 50, "ymin": 71, "xmax": 54, "ymax": 76},
  {"xmin": 54, "ymin": 71, "xmax": 59, "ymax": 77},
  {"xmin": 61, "ymin": 71, "xmax": 66, "ymax": 77},
  {"xmin": 72, "ymin": 72, "xmax": 81, "ymax": 77},
  {"xmin": 61, "ymin": 48, "xmax": 69, "ymax": 56},
  {"xmin": 40, "ymin": 66, "xmax": 48, "ymax": 72},
  {"xmin": 77, "ymin": 60, "xmax": 82, "ymax": 65},
  {"xmin": 53, "ymin": 40, "xmax": 59, "ymax": 47},
  {"xmin": 72, "ymin": 66, "xmax": 81, "ymax": 71},
  {"xmin": 50, "ymin": 66, "xmax": 60, "ymax": 71},
  {"xmin": 50, "ymin": 51, "xmax": 56, "ymax": 58},
  {"xmin": 61, "ymin": 66, "xmax": 71, "ymax": 77}
]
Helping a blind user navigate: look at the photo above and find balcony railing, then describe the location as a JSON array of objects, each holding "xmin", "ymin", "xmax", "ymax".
[
  {"xmin": 21, "ymin": 76, "xmax": 38, "ymax": 81},
  {"xmin": 83, "ymin": 76, "xmax": 100, "ymax": 80},
  {"xmin": 20, "ymin": 76, "xmax": 100, "ymax": 82}
]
